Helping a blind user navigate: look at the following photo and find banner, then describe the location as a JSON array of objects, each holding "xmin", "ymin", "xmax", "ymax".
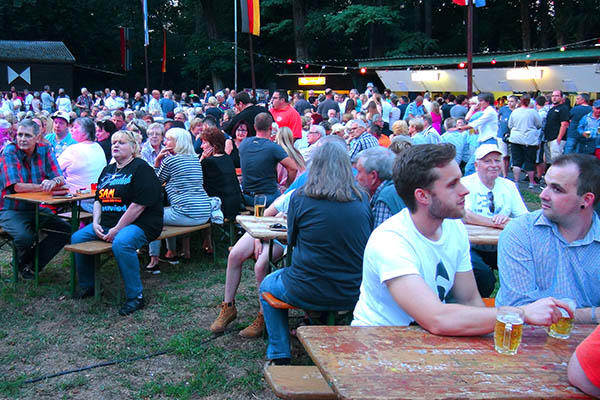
[
  {"xmin": 240, "ymin": 0, "xmax": 260, "ymax": 36},
  {"xmin": 142, "ymin": 0, "xmax": 149, "ymax": 46},
  {"xmin": 452, "ymin": 0, "xmax": 486, "ymax": 6},
  {"xmin": 161, "ymin": 29, "xmax": 167, "ymax": 73},
  {"xmin": 120, "ymin": 27, "xmax": 133, "ymax": 71}
]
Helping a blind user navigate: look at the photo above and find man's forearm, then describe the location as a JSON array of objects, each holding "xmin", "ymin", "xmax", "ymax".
[
  {"xmin": 557, "ymin": 123, "xmax": 569, "ymax": 141},
  {"xmin": 574, "ymin": 307, "xmax": 598, "ymax": 324}
]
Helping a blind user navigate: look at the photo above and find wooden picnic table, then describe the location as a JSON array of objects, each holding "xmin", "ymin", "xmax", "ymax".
[
  {"xmin": 297, "ymin": 324, "xmax": 595, "ymax": 400},
  {"xmin": 465, "ymin": 223, "xmax": 503, "ymax": 245},
  {"xmin": 5, "ymin": 191, "xmax": 95, "ymax": 287},
  {"xmin": 236, "ymin": 215, "xmax": 289, "ymax": 269}
]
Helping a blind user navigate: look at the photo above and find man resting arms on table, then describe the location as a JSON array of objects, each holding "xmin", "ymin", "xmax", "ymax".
[{"xmin": 352, "ymin": 143, "xmax": 570, "ymax": 335}]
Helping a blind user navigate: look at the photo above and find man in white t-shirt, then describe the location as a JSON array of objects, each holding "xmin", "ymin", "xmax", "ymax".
[
  {"xmin": 352, "ymin": 143, "xmax": 570, "ymax": 335},
  {"xmin": 461, "ymin": 144, "xmax": 528, "ymax": 297}
]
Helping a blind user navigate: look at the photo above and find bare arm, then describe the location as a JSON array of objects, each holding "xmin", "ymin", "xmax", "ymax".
[
  {"xmin": 92, "ymin": 200, "xmax": 104, "ymax": 238},
  {"xmin": 386, "ymin": 274, "xmax": 569, "ymax": 336},
  {"xmin": 568, "ymin": 352, "xmax": 600, "ymax": 398},
  {"xmin": 101, "ymin": 203, "xmax": 146, "ymax": 242},
  {"xmin": 14, "ymin": 176, "xmax": 64, "ymax": 193},
  {"xmin": 574, "ymin": 307, "xmax": 599, "ymax": 324},
  {"xmin": 279, "ymin": 157, "xmax": 298, "ymax": 188},
  {"xmin": 463, "ymin": 210, "xmax": 508, "ymax": 228},
  {"xmin": 224, "ymin": 139, "xmax": 233, "ymax": 155},
  {"xmin": 556, "ymin": 121, "xmax": 570, "ymax": 143}
]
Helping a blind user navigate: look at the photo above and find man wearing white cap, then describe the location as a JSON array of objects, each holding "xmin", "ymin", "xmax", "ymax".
[
  {"xmin": 45, "ymin": 111, "xmax": 77, "ymax": 158},
  {"xmin": 460, "ymin": 143, "xmax": 528, "ymax": 297}
]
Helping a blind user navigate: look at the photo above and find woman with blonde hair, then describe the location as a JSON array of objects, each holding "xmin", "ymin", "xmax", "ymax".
[
  {"xmin": 391, "ymin": 120, "xmax": 409, "ymax": 136},
  {"xmin": 146, "ymin": 128, "xmax": 213, "ymax": 273},
  {"xmin": 71, "ymin": 129, "xmax": 163, "ymax": 315},
  {"xmin": 430, "ymin": 101, "xmax": 442, "ymax": 134},
  {"xmin": 275, "ymin": 127, "xmax": 305, "ymax": 192}
]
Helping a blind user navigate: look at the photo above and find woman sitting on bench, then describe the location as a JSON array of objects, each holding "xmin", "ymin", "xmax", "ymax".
[
  {"xmin": 259, "ymin": 136, "xmax": 373, "ymax": 365},
  {"xmin": 71, "ymin": 130, "xmax": 163, "ymax": 315},
  {"xmin": 146, "ymin": 127, "xmax": 213, "ymax": 273}
]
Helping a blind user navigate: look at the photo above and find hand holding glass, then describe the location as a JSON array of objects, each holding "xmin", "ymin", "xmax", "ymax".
[{"xmin": 547, "ymin": 298, "xmax": 576, "ymax": 339}]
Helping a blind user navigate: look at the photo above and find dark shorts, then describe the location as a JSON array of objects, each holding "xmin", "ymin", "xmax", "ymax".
[{"xmin": 511, "ymin": 143, "xmax": 537, "ymax": 171}]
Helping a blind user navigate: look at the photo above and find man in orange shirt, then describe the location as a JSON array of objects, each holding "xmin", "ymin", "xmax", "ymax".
[{"xmin": 270, "ymin": 89, "xmax": 302, "ymax": 140}]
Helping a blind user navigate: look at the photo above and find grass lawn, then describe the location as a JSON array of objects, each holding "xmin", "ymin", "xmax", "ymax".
[{"xmin": 0, "ymin": 185, "xmax": 542, "ymax": 399}]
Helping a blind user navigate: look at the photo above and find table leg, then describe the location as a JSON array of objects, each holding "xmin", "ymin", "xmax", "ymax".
[
  {"xmin": 69, "ymin": 202, "xmax": 80, "ymax": 296},
  {"xmin": 268, "ymin": 239, "xmax": 274, "ymax": 274},
  {"xmin": 34, "ymin": 206, "xmax": 40, "ymax": 286}
]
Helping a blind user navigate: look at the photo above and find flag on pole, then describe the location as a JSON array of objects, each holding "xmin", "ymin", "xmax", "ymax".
[
  {"xmin": 452, "ymin": 0, "xmax": 486, "ymax": 6},
  {"xmin": 161, "ymin": 29, "xmax": 167, "ymax": 73},
  {"xmin": 240, "ymin": 0, "xmax": 260, "ymax": 36},
  {"xmin": 142, "ymin": 0, "xmax": 149, "ymax": 46},
  {"xmin": 120, "ymin": 27, "xmax": 133, "ymax": 71}
]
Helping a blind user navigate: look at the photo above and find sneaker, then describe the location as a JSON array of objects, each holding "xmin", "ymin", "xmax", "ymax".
[
  {"xmin": 159, "ymin": 254, "xmax": 179, "ymax": 265},
  {"xmin": 19, "ymin": 264, "xmax": 34, "ymax": 280},
  {"xmin": 119, "ymin": 297, "xmax": 145, "ymax": 316},
  {"xmin": 266, "ymin": 358, "xmax": 291, "ymax": 366},
  {"xmin": 239, "ymin": 312, "xmax": 264, "ymax": 338},
  {"xmin": 528, "ymin": 183, "xmax": 535, "ymax": 189},
  {"xmin": 210, "ymin": 302, "xmax": 237, "ymax": 333},
  {"xmin": 145, "ymin": 263, "xmax": 161, "ymax": 275}
]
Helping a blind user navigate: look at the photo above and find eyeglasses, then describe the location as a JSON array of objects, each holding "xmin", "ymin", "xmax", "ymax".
[{"xmin": 487, "ymin": 191, "xmax": 495, "ymax": 214}]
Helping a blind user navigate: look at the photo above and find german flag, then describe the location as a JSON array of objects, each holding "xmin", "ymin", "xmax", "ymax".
[{"xmin": 240, "ymin": 0, "xmax": 260, "ymax": 36}]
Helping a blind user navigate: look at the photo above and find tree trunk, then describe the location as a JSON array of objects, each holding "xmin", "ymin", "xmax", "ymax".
[
  {"xmin": 538, "ymin": 0, "xmax": 550, "ymax": 48},
  {"xmin": 199, "ymin": 0, "xmax": 222, "ymax": 89},
  {"xmin": 413, "ymin": 0, "xmax": 422, "ymax": 32},
  {"xmin": 424, "ymin": 0, "xmax": 432, "ymax": 39},
  {"xmin": 520, "ymin": 0, "xmax": 531, "ymax": 49},
  {"xmin": 292, "ymin": 0, "xmax": 308, "ymax": 60}
]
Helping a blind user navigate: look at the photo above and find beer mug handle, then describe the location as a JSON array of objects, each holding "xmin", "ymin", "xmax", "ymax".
[{"xmin": 503, "ymin": 323, "xmax": 512, "ymax": 349}]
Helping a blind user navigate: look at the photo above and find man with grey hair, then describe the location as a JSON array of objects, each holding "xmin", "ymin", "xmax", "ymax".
[
  {"xmin": 355, "ymin": 147, "xmax": 406, "ymax": 227},
  {"xmin": 0, "ymin": 119, "xmax": 70, "ymax": 280},
  {"xmin": 300, "ymin": 124, "xmax": 325, "ymax": 163},
  {"xmin": 347, "ymin": 119, "xmax": 379, "ymax": 163},
  {"xmin": 75, "ymin": 87, "xmax": 92, "ymax": 114}
]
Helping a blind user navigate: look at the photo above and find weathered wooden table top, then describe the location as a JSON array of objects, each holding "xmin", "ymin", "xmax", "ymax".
[
  {"xmin": 236, "ymin": 215, "xmax": 287, "ymax": 241},
  {"xmin": 465, "ymin": 223, "xmax": 503, "ymax": 245},
  {"xmin": 5, "ymin": 191, "xmax": 95, "ymax": 205},
  {"xmin": 297, "ymin": 325, "xmax": 595, "ymax": 400}
]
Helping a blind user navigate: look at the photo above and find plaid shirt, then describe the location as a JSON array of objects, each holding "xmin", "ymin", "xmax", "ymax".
[
  {"xmin": 371, "ymin": 183, "xmax": 393, "ymax": 228},
  {"xmin": 0, "ymin": 142, "xmax": 62, "ymax": 210},
  {"xmin": 348, "ymin": 132, "xmax": 379, "ymax": 163}
]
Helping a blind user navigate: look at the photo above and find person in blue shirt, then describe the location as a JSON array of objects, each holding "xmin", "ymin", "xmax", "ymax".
[
  {"xmin": 577, "ymin": 99, "xmax": 600, "ymax": 157},
  {"xmin": 566, "ymin": 94, "xmax": 594, "ymax": 154},
  {"xmin": 403, "ymin": 96, "xmax": 425, "ymax": 121}
]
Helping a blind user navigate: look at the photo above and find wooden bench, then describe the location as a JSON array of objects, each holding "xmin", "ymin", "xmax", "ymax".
[
  {"xmin": 58, "ymin": 210, "xmax": 93, "ymax": 221},
  {"xmin": 64, "ymin": 223, "xmax": 212, "ymax": 300},
  {"xmin": 264, "ymin": 364, "xmax": 336, "ymax": 400},
  {"xmin": 261, "ymin": 292, "xmax": 348, "ymax": 326}
]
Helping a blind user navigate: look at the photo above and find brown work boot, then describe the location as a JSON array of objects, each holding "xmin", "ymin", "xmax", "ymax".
[
  {"xmin": 210, "ymin": 302, "xmax": 237, "ymax": 333},
  {"xmin": 239, "ymin": 312, "xmax": 264, "ymax": 338}
]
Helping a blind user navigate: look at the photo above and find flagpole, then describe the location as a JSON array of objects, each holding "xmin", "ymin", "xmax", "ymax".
[
  {"xmin": 467, "ymin": 0, "xmax": 473, "ymax": 98},
  {"xmin": 234, "ymin": 0, "xmax": 238, "ymax": 92},
  {"xmin": 142, "ymin": 0, "xmax": 150, "ymax": 91},
  {"xmin": 248, "ymin": 33, "xmax": 256, "ymax": 100}
]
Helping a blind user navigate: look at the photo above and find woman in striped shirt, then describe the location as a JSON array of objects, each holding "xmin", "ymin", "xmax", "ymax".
[{"xmin": 146, "ymin": 127, "xmax": 211, "ymax": 273}]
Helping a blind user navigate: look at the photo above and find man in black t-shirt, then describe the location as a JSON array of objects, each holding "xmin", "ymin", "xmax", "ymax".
[
  {"xmin": 224, "ymin": 91, "xmax": 270, "ymax": 138},
  {"xmin": 239, "ymin": 113, "xmax": 298, "ymax": 206},
  {"xmin": 543, "ymin": 90, "xmax": 570, "ymax": 169}
]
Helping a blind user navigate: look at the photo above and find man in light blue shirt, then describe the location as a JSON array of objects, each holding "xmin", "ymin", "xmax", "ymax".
[
  {"xmin": 496, "ymin": 153, "xmax": 600, "ymax": 324},
  {"xmin": 403, "ymin": 96, "xmax": 425, "ymax": 121}
]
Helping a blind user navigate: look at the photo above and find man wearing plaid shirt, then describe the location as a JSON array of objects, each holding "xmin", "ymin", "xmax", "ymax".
[
  {"xmin": 355, "ymin": 147, "xmax": 406, "ymax": 227},
  {"xmin": 347, "ymin": 119, "xmax": 379, "ymax": 163},
  {"xmin": 0, "ymin": 119, "xmax": 71, "ymax": 280}
]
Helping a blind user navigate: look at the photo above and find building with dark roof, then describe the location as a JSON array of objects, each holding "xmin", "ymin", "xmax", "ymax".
[{"xmin": 0, "ymin": 40, "xmax": 75, "ymax": 95}]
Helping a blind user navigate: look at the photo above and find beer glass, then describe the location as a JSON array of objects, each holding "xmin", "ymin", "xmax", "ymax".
[
  {"xmin": 547, "ymin": 298, "xmax": 576, "ymax": 339},
  {"xmin": 494, "ymin": 307, "xmax": 524, "ymax": 355},
  {"xmin": 254, "ymin": 194, "xmax": 266, "ymax": 217}
]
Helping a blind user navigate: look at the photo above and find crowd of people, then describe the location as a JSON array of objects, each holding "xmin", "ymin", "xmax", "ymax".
[{"xmin": 0, "ymin": 82, "xmax": 598, "ymax": 396}]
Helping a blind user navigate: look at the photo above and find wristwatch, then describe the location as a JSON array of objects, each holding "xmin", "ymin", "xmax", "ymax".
[{"xmin": 53, "ymin": 176, "xmax": 62, "ymax": 185}]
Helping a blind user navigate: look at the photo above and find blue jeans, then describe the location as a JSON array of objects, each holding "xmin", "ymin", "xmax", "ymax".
[
  {"xmin": 149, "ymin": 207, "xmax": 209, "ymax": 256},
  {"xmin": 259, "ymin": 269, "xmax": 332, "ymax": 360},
  {"xmin": 242, "ymin": 192, "xmax": 279, "ymax": 208},
  {"xmin": 71, "ymin": 223, "xmax": 148, "ymax": 299},
  {"xmin": 564, "ymin": 136, "xmax": 579, "ymax": 154},
  {"xmin": 464, "ymin": 137, "xmax": 497, "ymax": 176}
]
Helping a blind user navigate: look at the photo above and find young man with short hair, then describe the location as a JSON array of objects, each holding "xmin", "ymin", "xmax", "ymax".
[{"xmin": 352, "ymin": 143, "xmax": 569, "ymax": 335}]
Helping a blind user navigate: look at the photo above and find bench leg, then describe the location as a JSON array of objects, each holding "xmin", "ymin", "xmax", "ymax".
[
  {"xmin": 325, "ymin": 311, "xmax": 336, "ymax": 326},
  {"xmin": 94, "ymin": 254, "xmax": 101, "ymax": 302},
  {"xmin": 11, "ymin": 239, "xmax": 18, "ymax": 284},
  {"xmin": 70, "ymin": 202, "xmax": 80, "ymax": 296}
]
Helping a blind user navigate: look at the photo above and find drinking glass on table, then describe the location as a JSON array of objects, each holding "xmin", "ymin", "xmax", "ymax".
[
  {"xmin": 494, "ymin": 306, "xmax": 524, "ymax": 355},
  {"xmin": 254, "ymin": 194, "xmax": 267, "ymax": 217},
  {"xmin": 547, "ymin": 298, "xmax": 576, "ymax": 339}
]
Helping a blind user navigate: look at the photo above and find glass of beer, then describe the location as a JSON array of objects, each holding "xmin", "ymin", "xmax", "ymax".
[
  {"xmin": 583, "ymin": 130, "xmax": 591, "ymax": 139},
  {"xmin": 547, "ymin": 298, "xmax": 576, "ymax": 339},
  {"xmin": 494, "ymin": 307, "xmax": 524, "ymax": 355},
  {"xmin": 254, "ymin": 194, "xmax": 266, "ymax": 217}
]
